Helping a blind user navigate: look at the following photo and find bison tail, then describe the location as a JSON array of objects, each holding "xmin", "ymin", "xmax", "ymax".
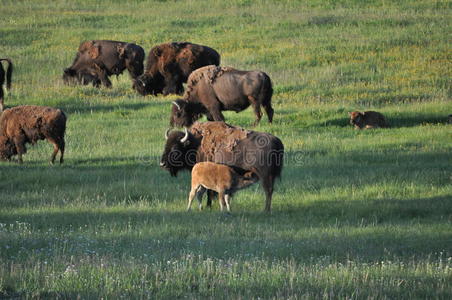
[
  {"xmin": 261, "ymin": 73, "xmax": 273, "ymax": 107},
  {"xmin": 0, "ymin": 58, "xmax": 13, "ymax": 90}
]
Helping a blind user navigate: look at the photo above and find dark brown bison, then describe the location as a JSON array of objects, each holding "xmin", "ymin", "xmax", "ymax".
[
  {"xmin": 170, "ymin": 65, "xmax": 274, "ymax": 127},
  {"xmin": 188, "ymin": 162, "xmax": 258, "ymax": 212},
  {"xmin": 160, "ymin": 122, "xmax": 284, "ymax": 212},
  {"xmin": 349, "ymin": 111, "xmax": 389, "ymax": 129},
  {"xmin": 0, "ymin": 58, "xmax": 13, "ymax": 112},
  {"xmin": 0, "ymin": 105, "xmax": 66, "ymax": 164},
  {"xmin": 134, "ymin": 42, "xmax": 220, "ymax": 96},
  {"xmin": 63, "ymin": 40, "xmax": 145, "ymax": 88}
]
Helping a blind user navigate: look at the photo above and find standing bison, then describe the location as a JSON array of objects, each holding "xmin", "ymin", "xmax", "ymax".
[
  {"xmin": 170, "ymin": 65, "xmax": 274, "ymax": 127},
  {"xmin": 134, "ymin": 42, "xmax": 220, "ymax": 96},
  {"xmin": 63, "ymin": 40, "xmax": 145, "ymax": 88},
  {"xmin": 0, "ymin": 58, "xmax": 13, "ymax": 112},
  {"xmin": 0, "ymin": 105, "xmax": 66, "ymax": 164},
  {"xmin": 160, "ymin": 122, "xmax": 284, "ymax": 212}
]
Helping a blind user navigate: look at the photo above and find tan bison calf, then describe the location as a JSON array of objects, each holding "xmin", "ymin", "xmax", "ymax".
[
  {"xmin": 188, "ymin": 162, "xmax": 259, "ymax": 212},
  {"xmin": 0, "ymin": 105, "xmax": 66, "ymax": 164},
  {"xmin": 349, "ymin": 111, "xmax": 389, "ymax": 129}
]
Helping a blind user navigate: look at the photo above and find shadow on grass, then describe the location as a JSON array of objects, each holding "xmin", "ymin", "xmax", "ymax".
[{"xmin": 1, "ymin": 194, "xmax": 451, "ymax": 263}]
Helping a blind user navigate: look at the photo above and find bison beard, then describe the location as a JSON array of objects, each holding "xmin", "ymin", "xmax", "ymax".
[
  {"xmin": 160, "ymin": 122, "xmax": 284, "ymax": 212},
  {"xmin": 0, "ymin": 105, "xmax": 66, "ymax": 164}
]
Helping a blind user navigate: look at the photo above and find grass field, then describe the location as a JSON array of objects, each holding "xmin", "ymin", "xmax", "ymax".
[{"xmin": 1, "ymin": 0, "xmax": 451, "ymax": 298}]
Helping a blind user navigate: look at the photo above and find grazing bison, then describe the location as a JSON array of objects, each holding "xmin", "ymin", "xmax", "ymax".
[
  {"xmin": 63, "ymin": 40, "xmax": 145, "ymax": 88},
  {"xmin": 349, "ymin": 111, "xmax": 389, "ymax": 129},
  {"xmin": 0, "ymin": 105, "xmax": 66, "ymax": 164},
  {"xmin": 0, "ymin": 58, "xmax": 13, "ymax": 112},
  {"xmin": 188, "ymin": 162, "xmax": 258, "ymax": 212},
  {"xmin": 134, "ymin": 42, "xmax": 220, "ymax": 96},
  {"xmin": 170, "ymin": 65, "xmax": 274, "ymax": 127},
  {"xmin": 160, "ymin": 122, "xmax": 284, "ymax": 212}
]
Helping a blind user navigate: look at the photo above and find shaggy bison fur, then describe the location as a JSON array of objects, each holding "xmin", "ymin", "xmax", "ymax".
[
  {"xmin": 161, "ymin": 122, "xmax": 284, "ymax": 212},
  {"xmin": 134, "ymin": 42, "xmax": 220, "ymax": 96},
  {"xmin": 0, "ymin": 105, "xmax": 66, "ymax": 164},
  {"xmin": 63, "ymin": 40, "xmax": 145, "ymax": 88}
]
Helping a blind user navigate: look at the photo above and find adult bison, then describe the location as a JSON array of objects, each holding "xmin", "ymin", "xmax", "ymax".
[
  {"xmin": 160, "ymin": 122, "xmax": 284, "ymax": 212},
  {"xmin": 0, "ymin": 105, "xmax": 66, "ymax": 164},
  {"xmin": 134, "ymin": 42, "xmax": 220, "ymax": 96},
  {"xmin": 63, "ymin": 40, "xmax": 145, "ymax": 88},
  {"xmin": 170, "ymin": 65, "xmax": 274, "ymax": 127},
  {"xmin": 0, "ymin": 58, "xmax": 13, "ymax": 112}
]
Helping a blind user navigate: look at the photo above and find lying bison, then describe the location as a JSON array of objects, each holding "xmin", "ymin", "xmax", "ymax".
[
  {"xmin": 63, "ymin": 40, "xmax": 145, "ymax": 88},
  {"xmin": 349, "ymin": 111, "xmax": 389, "ymax": 129},
  {"xmin": 0, "ymin": 105, "xmax": 66, "ymax": 164},
  {"xmin": 134, "ymin": 42, "xmax": 220, "ymax": 96},
  {"xmin": 161, "ymin": 122, "xmax": 284, "ymax": 212},
  {"xmin": 170, "ymin": 65, "xmax": 274, "ymax": 127},
  {"xmin": 0, "ymin": 58, "xmax": 13, "ymax": 112}
]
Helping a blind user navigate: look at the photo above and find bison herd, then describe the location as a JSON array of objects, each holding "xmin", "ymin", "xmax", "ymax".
[{"xmin": 0, "ymin": 40, "xmax": 448, "ymax": 212}]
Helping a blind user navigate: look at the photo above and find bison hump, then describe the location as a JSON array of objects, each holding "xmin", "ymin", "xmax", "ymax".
[{"xmin": 190, "ymin": 122, "xmax": 249, "ymax": 160}]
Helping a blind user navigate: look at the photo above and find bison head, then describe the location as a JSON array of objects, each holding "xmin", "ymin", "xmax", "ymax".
[
  {"xmin": 160, "ymin": 128, "xmax": 199, "ymax": 177},
  {"xmin": 134, "ymin": 73, "xmax": 164, "ymax": 96},
  {"xmin": 349, "ymin": 111, "xmax": 365, "ymax": 129},
  {"xmin": 0, "ymin": 136, "xmax": 17, "ymax": 161},
  {"xmin": 62, "ymin": 68, "xmax": 77, "ymax": 84},
  {"xmin": 63, "ymin": 68, "xmax": 100, "ymax": 87},
  {"xmin": 170, "ymin": 100, "xmax": 204, "ymax": 128}
]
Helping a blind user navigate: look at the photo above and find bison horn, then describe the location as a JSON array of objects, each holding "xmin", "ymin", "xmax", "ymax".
[
  {"xmin": 180, "ymin": 127, "xmax": 189, "ymax": 143},
  {"xmin": 165, "ymin": 128, "xmax": 171, "ymax": 140},
  {"xmin": 172, "ymin": 101, "xmax": 181, "ymax": 110}
]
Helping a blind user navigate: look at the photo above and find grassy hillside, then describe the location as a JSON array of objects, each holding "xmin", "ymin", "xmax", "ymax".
[{"xmin": 0, "ymin": 0, "xmax": 451, "ymax": 298}]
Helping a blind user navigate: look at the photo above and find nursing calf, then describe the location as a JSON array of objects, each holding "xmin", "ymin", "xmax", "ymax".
[{"xmin": 187, "ymin": 162, "xmax": 258, "ymax": 212}]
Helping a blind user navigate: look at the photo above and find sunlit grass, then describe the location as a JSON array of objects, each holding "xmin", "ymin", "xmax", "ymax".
[{"xmin": 0, "ymin": 0, "xmax": 451, "ymax": 298}]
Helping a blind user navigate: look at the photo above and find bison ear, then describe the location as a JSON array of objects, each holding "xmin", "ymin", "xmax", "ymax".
[{"xmin": 117, "ymin": 46, "xmax": 126, "ymax": 59}]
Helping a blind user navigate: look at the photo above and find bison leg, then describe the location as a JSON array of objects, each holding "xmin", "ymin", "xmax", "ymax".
[
  {"xmin": 187, "ymin": 185, "xmax": 198, "ymax": 211},
  {"xmin": 263, "ymin": 103, "xmax": 274, "ymax": 124},
  {"xmin": 262, "ymin": 175, "xmax": 274, "ymax": 212},
  {"xmin": 206, "ymin": 189, "xmax": 216, "ymax": 208},
  {"xmin": 163, "ymin": 76, "xmax": 183, "ymax": 95},
  {"xmin": 224, "ymin": 194, "xmax": 232, "ymax": 212},
  {"xmin": 218, "ymin": 191, "xmax": 226, "ymax": 211},
  {"xmin": 13, "ymin": 136, "xmax": 26, "ymax": 164},
  {"xmin": 100, "ymin": 74, "xmax": 112, "ymax": 88},
  {"xmin": 204, "ymin": 101, "xmax": 225, "ymax": 122},
  {"xmin": 48, "ymin": 137, "xmax": 65, "ymax": 165},
  {"xmin": 248, "ymin": 96, "xmax": 263, "ymax": 126}
]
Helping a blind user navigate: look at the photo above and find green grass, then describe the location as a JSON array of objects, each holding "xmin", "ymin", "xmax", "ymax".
[{"xmin": 0, "ymin": 0, "xmax": 451, "ymax": 298}]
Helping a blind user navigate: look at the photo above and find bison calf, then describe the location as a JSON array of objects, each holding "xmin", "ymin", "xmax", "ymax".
[
  {"xmin": 349, "ymin": 111, "xmax": 389, "ymax": 129},
  {"xmin": 188, "ymin": 162, "xmax": 258, "ymax": 212},
  {"xmin": 0, "ymin": 105, "xmax": 66, "ymax": 164}
]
